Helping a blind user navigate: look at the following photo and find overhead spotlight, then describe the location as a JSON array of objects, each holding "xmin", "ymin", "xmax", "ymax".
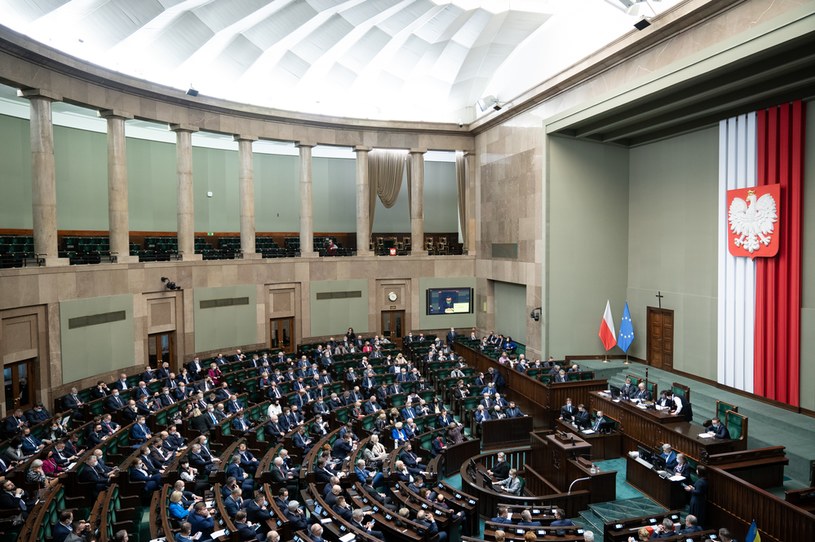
[
  {"xmin": 477, "ymin": 95, "xmax": 502, "ymax": 112},
  {"xmin": 634, "ymin": 16, "xmax": 652, "ymax": 30},
  {"xmin": 186, "ymin": 87, "xmax": 199, "ymax": 97},
  {"xmin": 161, "ymin": 277, "xmax": 181, "ymax": 291}
]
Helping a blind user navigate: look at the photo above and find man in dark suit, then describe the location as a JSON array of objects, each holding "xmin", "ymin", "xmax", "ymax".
[
  {"xmin": 0, "ymin": 480, "xmax": 31, "ymax": 517},
  {"xmin": 351, "ymin": 509, "xmax": 384, "ymax": 540},
  {"xmin": 490, "ymin": 507, "xmax": 512, "ymax": 524},
  {"xmin": 560, "ymin": 398, "xmax": 576, "ymax": 421},
  {"xmin": 186, "ymin": 357, "xmax": 204, "ymax": 378},
  {"xmin": 487, "ymin": 452, "xmax": 510, "ymax": 480},
  {"xmin": 710, "ymin": 418, "xmax": 731, "ymax": 439},
  {"xmin": 25, "ymin": 403, "xmax": 51, "ymax": 425},
  {"xmin": 550, "ymin": 509, "xmax": 575, "ymax": 535},
  {"xmin": 284, "ymin": 501, "xmax": 308, "ymax": 531},
  {"xmin": 245, "ymin": 492, "xmax": 273, "ymax": 528},
  {"xmin": 415, "ymin": 510, "xmax": 445, "ymax": 542},
  {"xmin": 234, "ymin": 510, "xmax": 266, "ymax": 541},
  {"xmin": 518, "ymin": 509, "xmax": 542, "ymax": 526},
  {"xmin": 223, "ymin": 487, "xmax": 244, "ymax": 518},
  {"xmin": 574, "ymin": 404, "xmax": 590, "ymax": 429},
  {"xmin": 446, "ymin": 327, "xmax": 456, "ymax": 346},
  {"xmin": 129, "ymin": 458, "xmax": 161, "ymax": 492},
  {"xmin": 187, "ymin": 502, "xmax": 215, "ymax": 539},
  {"xmin": 52, "ymin": 511, "xmax": 75, "ymax": 542},
  {"xmin": 78, "ymin": 456, "xmax": 111, "ymax": 492},
  {"xmin": 105, "ymin": 389, "xmax": 125, "ymax": 412}
]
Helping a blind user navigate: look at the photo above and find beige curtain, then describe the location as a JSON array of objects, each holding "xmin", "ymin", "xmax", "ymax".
[
  {"xmin": 456, "ymin": 151, "xmax": 467, "ymax": 246},
  {"xmin": 368, "ymin": 149, "xmax": 407, "ymax": 231}
]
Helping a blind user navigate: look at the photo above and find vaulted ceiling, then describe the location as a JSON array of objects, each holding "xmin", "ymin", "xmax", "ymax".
[{"xmin": 1, "ymin": 0, "xmax": 683, "ymax": 122}]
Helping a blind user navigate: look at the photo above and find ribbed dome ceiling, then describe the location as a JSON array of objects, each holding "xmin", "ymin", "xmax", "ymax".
[{"xmin": 1, "ymin": 0, "xmax": 682, "ymax": 122}]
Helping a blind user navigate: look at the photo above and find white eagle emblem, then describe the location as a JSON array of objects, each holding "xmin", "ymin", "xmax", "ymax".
[{"xmin": 728, "ymin": 189, "xmax": 778, "ymax": 253}]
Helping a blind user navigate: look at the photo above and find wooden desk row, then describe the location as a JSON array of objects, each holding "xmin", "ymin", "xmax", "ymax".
[
  {"xmin": 589, "ymin": 391, "xmax": 745, "ymax": 462},
  {"xmin": 452, "ymin": 342, "xmax": 607, "ymax": 426}
]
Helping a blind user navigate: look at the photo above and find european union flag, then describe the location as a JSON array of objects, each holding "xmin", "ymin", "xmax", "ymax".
[{"xmin": 618, "ymin": 302, "xmax": 635, "ymax": 353}]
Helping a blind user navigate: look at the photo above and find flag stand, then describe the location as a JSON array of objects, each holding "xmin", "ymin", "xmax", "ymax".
[{"xmin": 624, "ymin": 353, "xmax": 630, "ymax": 365}]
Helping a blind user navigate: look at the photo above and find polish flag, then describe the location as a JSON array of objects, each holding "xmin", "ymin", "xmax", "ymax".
[{"xmin": 599, "ymin": 300, "xmax": 617, "ymax": 351}]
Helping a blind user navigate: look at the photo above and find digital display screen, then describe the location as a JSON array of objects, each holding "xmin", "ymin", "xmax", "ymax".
[{"xmin": 426, "ymin": 287, "xmax": 473, "ymax": 315}]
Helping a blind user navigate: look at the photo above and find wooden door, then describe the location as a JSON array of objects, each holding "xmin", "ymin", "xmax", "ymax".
[
  {"xmin": 3, "ymin": 359, "xmax": 36, "ymax": 411},
  {"xmin": 270, "ymin": 317, "xmax": 295, "ymax": 353},
  {"xmin": 148, "ymin": 332, "xmax": 176, "ymax": 372},
  {"xmin": 381, "ymin": 310, "xmax": 405, "ymax": 347},
  {"xmin": 647, "ymin": 307, "xmax": 674, "ymax": 370}
]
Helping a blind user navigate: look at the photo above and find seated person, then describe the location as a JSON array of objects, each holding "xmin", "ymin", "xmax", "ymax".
[
  {"xmin": 709, "ymin": 418, "xmax": 731, "ymax": 439},
  {"xmin": 550, "ymin": 509, "xmax": 575, "ymax": 533},
  {"xmin": 487, "ymin": 452, "xmax": 510, "ymax": 480},
  {"xmin": 620, "ymin": 377, "xmax": 636, "ymax": 400},
  {"xmin": 518, "ymin": 509, "xmax": 542, "ymax": 527},
  {"xmin": 492, "ymin": 468, "xmax": 522, "ymax": 495},
  {"xmin": 673, "ymin": 453, "xmax": 690, "ymax": 477},
  {"xmin": 659, "ymin": 444, "xmax": 678, "ymax": 470},
  {"xmin": 633, "ymin": 382, "xmax": 652, "ymax": 402},
  {"xmin": 679, "ymin": 514, "xmax": 703, "ymax": 534},
  {"xmin": 650, "ymin": 517, "xmax": 678, "ymax": 539},
  {"xmin": 560, "ymin": 398, "xmax": 576, "ymax": 421},
  {"xmin": 573, "ymin": 404, "xmax": 590, "ymax": 429}
]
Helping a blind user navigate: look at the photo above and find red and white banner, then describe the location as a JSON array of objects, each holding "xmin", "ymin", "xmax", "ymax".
[{"xmin": 717, "ymin": 101, "xmax": 804, "ymax": 407}]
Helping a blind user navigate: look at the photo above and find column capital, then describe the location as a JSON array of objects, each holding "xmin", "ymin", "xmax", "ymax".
[
  {"xmin": 233, "ymin": 134, "xmax": 258, "ymax": 142},
  {"xmin": 354, "ymin": 145, "xmax": 372, "ymax": 153},
  {"xmin": 17, "ymin": 88, "xmax": 62, "ymax": 102},
  {"xmin": 295, "ymin": 141, "xmax": 317, "ymax": 149},
  {"xmin": 169, "ymin": 123, "xmax": 199, "ymax": 133},
  {"xmin": 99, "ymin": 109, "xmax": 133, "ymax": 121},
  {"xmin": 409, "ymin": 148, "xmax": 428, "ymax": 155}
]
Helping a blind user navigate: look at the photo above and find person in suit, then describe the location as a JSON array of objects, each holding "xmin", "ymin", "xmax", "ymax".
[
  {"xmin": 590, "ymin": 410, "xmax": 608, "ymax": 432},
  {"xmin": 519, "ymin": 509, "xmax": 543, "ymax": 527},
  {"xmin": 560, "ymin": 397, "xmax": 577, "ymax": 422},
  {"xmin": 130, "ymin": 416, "xmax": 152, "ymax": 444},
  {"xmin": 620, "ymin": 377, "xmax": 636, "ymax": 399},
  {"xmin": 660, "ymin": 443, "xmax": 678, "ymax": 470},
  {"xmin": 226, "ymin": 455, "xmax": 254, "ymax": 493},
  {"xmin": 399, "ymin": 442, "xmax": 426, "ymax": 475},
  {"xmin": 550, "ymin": 509, "xmax": 575, "ymax": 530},
  {"xmin": 487, "ymin": 452, "xmax": 510, "ymax": 480},
  {"xmin": 245, "ymin": 492, "xmax": 273, "ymax": 528},
  {"xmin": 78, "ymin": 456, "xmax": 111, "ymax": 491},
  {"xmin": 234, "ymin": 510, "xmax": 266, "ymax": 541},
  {"xmin": 490, "ymin": 507, "xmax": 512, "ymax": 524},
  {"xmin": 447, "ymin": 422, "xmax": 464, "ymax": 445},
  {"xmin": 505, "ymin": 401, "xmax": 524, "ymax": 418},
  {"xmin": 111, "ymin": 373, "xmax": 130, "ymax": 391},
  {"xmin": 355, "ymin": 459, "xmax": 385, "ymax": 488},
  {"xmin": 168, "ymin": 491, "xmax": 191, "ymax": 521},
  {"xmin": 284, "ymin": 501, "xmax": 308, "ymax": 532},
  {"xmin": 474, "ymin": 404, "xmax": 491, "ymax": 425},
  {"xmin": 437, "ymin": 409, "xmax": 454, "ymax": 427},
  {"xmin": 710, "ymin": 418, "xmax": 731, "ymax": 439},
  {"xmin": 633, "ymin": 382, "xmax": 652, "ymax": 402},
  {"xmin": 679, "ymin": 514, "xmax": 703, "ymax": 534},
  {"xmin": 130, "ymin": 458, "xmax": 161, "ymax": 492},
  {"xmin": 310, "ymin": 523, "xmax": 326, "ymax": 542},
  {"xmin": 105, "ymin": 389, "xmax": 125, "ymax": 412},
  {"xmin": 656, "ymin": 391, "xmax": 673, "ymax": 408},
  {"xmin": 431, "ymin": 434, "xmax": 446, "ymax": 456},
  {"xmin": 673, "ymin": 453, "xmax": 690, "ymax": 477},
  {"xmin": 493, "ymin": 468, "xmax": 522, "ymax": 495},
  {"xmin": 684, "ymin": 467, "xmax": 708, "ymax": 526},
  {"xmin": 187, "ymin": 502, "xmax": 215, "ymax": 539},
  {"xmin": 446, "ymin": 327, "xmax": 457, "ymax": 346},
  {"xmin": 223, "ymin": 487, "xmax": 244, "ymax": 518},
  {"xmin": 351, "ymin": 508, "xmax": 384, "ymax": 540},
  {"xmin": 650, "ymin": 517, "xmax": 677, "ymax": 539},
  {"xmin": 3, "ymin": 409, "xmax": 28, "ymax": 439},
  {"xmin": 52, "ymin": 510, "xmax": 75, "ymax": 542},
  {"xmin": 24, "ymin": 402, "xmax": 51, "ymax": 425},
  {"xmin": 574, "ymin": 404, "xmax": 590, "ymax": 429},
  {"xmin": 718, "ymin": 528, "xmax": 736, "ymax": 542},
  {"xmin": 174, "ymin": 522, "xmax": 195, "ymax": 542}
]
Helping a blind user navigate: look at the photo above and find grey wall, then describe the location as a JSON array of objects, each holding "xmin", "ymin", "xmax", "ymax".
[
  {"xmin": 372, "ymin": 170, "xmax": 410, "ymax": 233},
  {"xmin": 193, "ymin": 146, "xmax": 240, "ymax": 233},
  {"xmin": 193, "ymin": 285, "xmax": 258, "ymax": 353},
  {"xmin": 309, "ymin": 280, "xmax": 370, "ymax": 336},
  {"xmin": 800, "ymin": 102, "xmax": 815, "ymax": 412},
  {"xmin": 255, "ymin": 153, "xmax": 299, "ymax": 232},
  {"xmin": 547, "ymin": 136, "xmax": 629, "ymax": 357},
  {"xmin": 424, "ymin": 161, "xmax": 458, "ymax": 233},
  {"xmin": 59, "ymin": 295, "xmax": 135, "ymax": 383},
  {"xmin": 128, "ymin": 137, "xmax": 178, "ymax": 231},
  {"xmin": 54, "ymin": 125, "xmax": 108, "ymax": 230},
  {"xmin": 313, "ymin": 157, "xmax": 357, "ymax": 232},
  {"xmin": 494, "ymin": 281, "xmax": 527, "ymax": 343},
  {"xmin": 0, "ymin": 114, "xmax": 32, "ymax": 228},
  {"xmin": 418, "ymin": 276, "xmax": 477, "ymax": 330},
  {"xmin": 627, "ymin": 127, "xmax": 719, "ymax": 379}
]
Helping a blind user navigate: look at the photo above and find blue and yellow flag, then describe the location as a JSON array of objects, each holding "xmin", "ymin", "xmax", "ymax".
[
  {"xmin": 617, "ymin": 302, "xmax": 635, "ymax": 353},
  {"xmin": 745, "ymin": 520, "xmax": 761, "ymax": 542}
]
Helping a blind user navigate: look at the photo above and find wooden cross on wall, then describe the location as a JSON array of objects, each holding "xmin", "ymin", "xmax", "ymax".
[{"xmin": 656, "ymin": 291, "xmax": 664, "ymax": 308}]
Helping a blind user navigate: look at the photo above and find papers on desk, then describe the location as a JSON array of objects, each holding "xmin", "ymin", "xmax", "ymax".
[
  {"xmin": 211, "ymin": 530, "xmax": 229, "ymax": 539},
  {"xmin": 699, "ymin": 432, "xmax": 715, "ymax": 439},
  {"xmin": 581, "ymin": 429, "xmax": 596, "ymax": 435},
  {"xmin": 205, "ymin": 500, "xmax": 214, "ymax": 508},
  {"xmin": 669, "ymin": 475, "xmax": 686, "ymax": 482},
  {"xmin": 340, "ymin": 534, "xmax": 356, "ymax": 542},
  {"xmin": 636, "ymin": 403, "xmax": 648, "ymax": 409},
  {"xmin": 320, "ymin": 518, "xmax": 333, "ymax": 524}
]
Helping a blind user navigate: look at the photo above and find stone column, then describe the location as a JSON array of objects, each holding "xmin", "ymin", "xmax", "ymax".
[
  {"xmin": 100, "ymin": 110, "xmax": 136, "ymax": 263},
  {"xmin": 235, "ymin": 135, "xmax": 260, "ymax": 259},
  {"xmin": 170, "ymin": 124, "xmax": 201, "ymax": 261},
  {"xmin": 354, "ymin": 146, "xmax": 372, "ymax": 256},
  {"xmin": 297, "ymin": 142, "xmax": 317, "ymax": 258},
  {"xmin": 18, "ymin": 89, "xmax": 68, "ymax": 266},
  {"xmin": 409, "ymin": 148, "xmax": 427, "ymax": 255},
  {"xmin": 464, "ymin": 150, "xmax": 477, "ymax": 256}
]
